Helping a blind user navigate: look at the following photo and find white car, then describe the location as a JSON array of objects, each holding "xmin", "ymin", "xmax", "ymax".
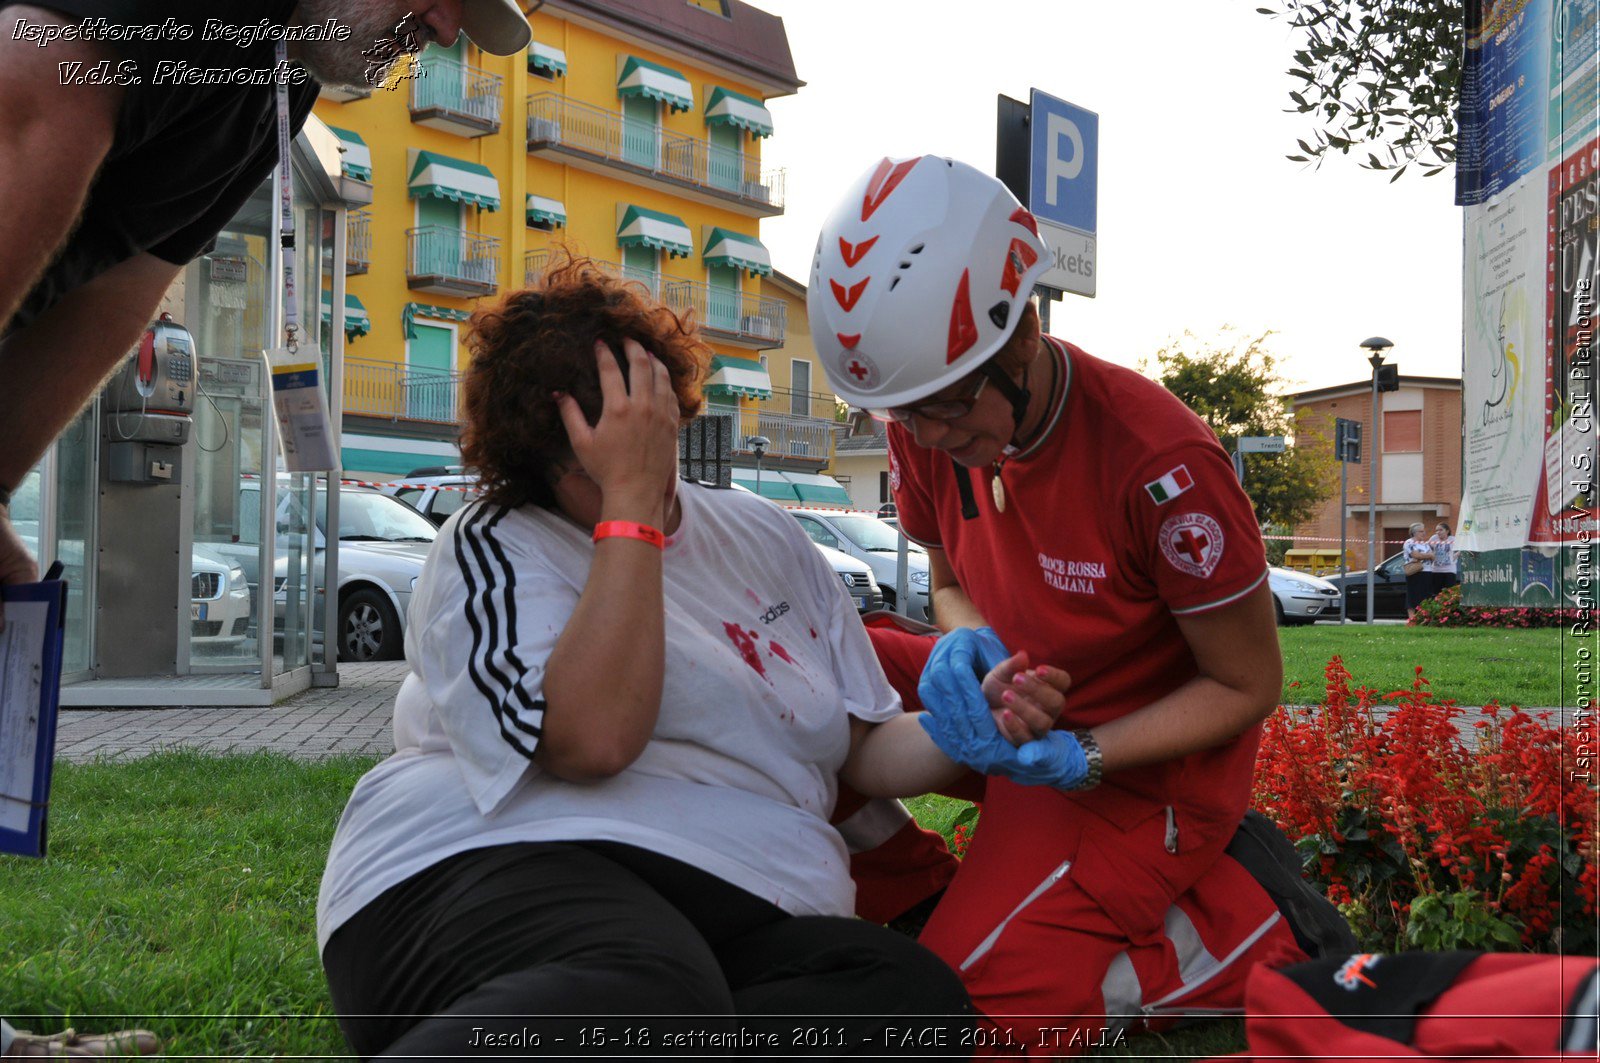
[
  {"xmin": 272, "ymin": 484, "xmax": 438, "ymax": 662},
  {"xmin": 1268, "ymin": 566, "xmax": 1342, "ymax": 625},
  {"xmin": 784, "ymin": 508, "xmax": 932, "ymax": 621},
  {"xmin": 189, "ymin": 545, "xmax": 252, "ymax": 647}
]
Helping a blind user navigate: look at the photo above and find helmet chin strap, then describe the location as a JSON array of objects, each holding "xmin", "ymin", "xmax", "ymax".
[{"xmin": 953, "ymin": 357, "xmax": 1034, "ymax": 519}]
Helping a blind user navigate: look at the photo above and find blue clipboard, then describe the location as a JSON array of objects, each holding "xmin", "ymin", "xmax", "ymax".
[{"xmin": 1, "ymin": 564, "xmax": 67, "ymax": 858}]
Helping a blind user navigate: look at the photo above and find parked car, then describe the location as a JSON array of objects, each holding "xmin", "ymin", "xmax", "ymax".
[
  {"xmin": 1266, "ymin": 566, "xmax": 1341, "ymax": 625},
  {"xmin": 270, "ymin": 484, "xmax": 438, "ymax": 662},
  {"xmin": 814, "ymin": 542, "xmax": 883, "ymax": 614},
  {"xmin": 784, "ymin": 507, "xmax": 932, "ymax": 621},
  {"xmin": 189, "ymin": 544, "xmax": 252, "ymax": 647},
  {"xmin": 381, "ymin": 468, "xmax": 478, "ymax": 527},
  {"xmin": 1322, "ymin": 552, "xmax": 1410, "ymax": 620}
]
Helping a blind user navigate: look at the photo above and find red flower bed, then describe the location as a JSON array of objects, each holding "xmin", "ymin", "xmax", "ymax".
[
  {"xmin": 1411, "ymin": 585, "xmax": 1584, "ymax": 628},
  {"xmin": 1253, "ymin": 657, "xmax": 1597, "ymax": 952}
]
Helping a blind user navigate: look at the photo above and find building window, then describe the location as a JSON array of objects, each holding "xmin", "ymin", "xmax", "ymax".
[
  {"xmin": 687, "ymin": 0, "xmax": 731, "ymax": 16},
  {"xmin": 791, "ymin": 360, "xmax": 811, "ymax": 418},
  {"xmin": 1383, "ymin": 410, "xmax": 1422, "ymax": 452}
]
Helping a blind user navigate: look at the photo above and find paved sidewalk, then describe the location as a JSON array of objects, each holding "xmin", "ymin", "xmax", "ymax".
[{"xmin": 54, "ymin": 662, "xmax": 406, "ymax": 762}]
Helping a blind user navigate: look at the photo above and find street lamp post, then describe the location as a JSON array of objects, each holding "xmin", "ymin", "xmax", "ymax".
[
  {"xmin": 749, "ymin": 435, "xmax": 770, "ymax": 498},
  {"xmin": 1360, "ymin": 337, "xmax": 1393, "ymax": 624}
]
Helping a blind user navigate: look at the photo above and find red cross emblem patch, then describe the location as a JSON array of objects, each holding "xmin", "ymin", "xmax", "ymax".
[{"xmin": 1159, "ymin": 512, "xmax": 1225, "ymax": 578}]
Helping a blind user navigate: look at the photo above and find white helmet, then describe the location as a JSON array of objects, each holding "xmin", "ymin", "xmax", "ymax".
[{"xmin": 808, "ymin": 155, "xmax": 1050, "ymax": 410}]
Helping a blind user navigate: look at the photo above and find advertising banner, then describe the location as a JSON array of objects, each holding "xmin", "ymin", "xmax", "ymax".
[{"xmin": 1457, "ymin": 0, "xmax": 1552, "ymax": 205}]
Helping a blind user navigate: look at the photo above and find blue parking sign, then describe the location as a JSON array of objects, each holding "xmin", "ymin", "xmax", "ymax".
[{"xmin": 1028, "ymin": 90, "xmax": 1097, "ymax": 236}]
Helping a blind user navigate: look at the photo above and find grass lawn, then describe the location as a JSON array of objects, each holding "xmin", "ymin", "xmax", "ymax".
[
  {"xmin": 1277, "ymin": 624, "xmax": 1578, "ymax": 707},
  {"xmin": 7, "ymin": 754, "xmax": 1241, "ymax": 1060}
]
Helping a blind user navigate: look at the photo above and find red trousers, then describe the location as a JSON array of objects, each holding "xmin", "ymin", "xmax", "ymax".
[{"xmin": 846, "ymin": 626, "xmax": 1304, "ymax": 1057}]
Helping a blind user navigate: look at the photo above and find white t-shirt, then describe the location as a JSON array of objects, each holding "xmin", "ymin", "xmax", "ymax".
[
  {"xmin": 1429, "ymin": 535, "xmax": 1456, "ymax": 574},
  {"xmin": 316, "ymin": 483, "xmax": 901, "ymax": 952}
]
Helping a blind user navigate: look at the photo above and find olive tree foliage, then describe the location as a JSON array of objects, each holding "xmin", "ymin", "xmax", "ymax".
[
  {"xmin": 1257, "ymin": 0, "xmax": 1465, "ymax": 179},
  {"xmin": 1148, "ymin": 330, "xmax": 1337, "ymax": 532}
]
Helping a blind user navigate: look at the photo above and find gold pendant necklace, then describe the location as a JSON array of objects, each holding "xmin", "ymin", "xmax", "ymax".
[{"xmin": 991, "ymin": 461, "xmax": 1007, "ymax": 513}]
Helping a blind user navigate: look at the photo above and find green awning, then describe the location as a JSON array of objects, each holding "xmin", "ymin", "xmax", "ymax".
[
  {"xmin": 617, "ymin": 204, "xmax": 691, "ymax": 258},
  {"xmin": 704, "ymin": 86, "xmax": 773, "ymax": 138},
  {"xmin": 617, "ymin": 55, "xmax": 692, "ymax": 113},
  {"xmin": 526, "ymin": 194, "xmax": 566, "ymax": 228},
  {"xmin": 703, "ymin": 227, "xmax": 772, "ymax": 276},
  {"xmin": 731, "ymin": 468, "xmax": 799, "ymax": 501},
  {"xmin": 527, "ymin": 41, "xmax": 567, "ymax": 76},
  {"xmin": 407, "ymin": 150, "xmax": 500, "ymax": 211},
  {"xmin": 782, "ymin": 472, "xmax": 853, "ymax": 506},
  {"xmin": 704, "ymin": 354, "xmax": 772, "ymax": 398},
  {"xmin": 328, "ymin": 125, "xmax": 371, "ymax": 181},
  {"xmin": 319, "ymin": 291, "xmax": 370, "ymax": 338}
]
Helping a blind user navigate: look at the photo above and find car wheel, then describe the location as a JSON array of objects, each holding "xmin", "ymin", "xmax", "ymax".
[
  {"xmin": 338, "ymin": 588, "xmax": 402, "ymax": 662},
  {"xmin": 879, "ymin": 585, "xmax": 897, "ymax": 611}
]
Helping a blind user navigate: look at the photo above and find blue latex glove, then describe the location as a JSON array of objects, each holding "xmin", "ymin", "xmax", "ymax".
[
  {"xmin": 918, "ymin": 695, "xmax": 1089, "ymax": 790},
  {"xmin": 918, "ymin": 626, "xmax": 1010, "ymax": 719},
  {"xmin": 1009, "ymin": 730, "xmax": 1090, "ymax": 789}
]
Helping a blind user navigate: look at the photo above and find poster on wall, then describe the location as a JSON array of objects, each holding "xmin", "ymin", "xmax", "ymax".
[
  {"xmin": 1457, "ymin": 0, "xmax": 1552, "ymax": 205},
  {"xmin": 1458, "ymin": 175, "xmax": 1550, "ymax": 550},
  {"xmin": 1550, "ymin": 0, "xmax": 1600, "ymax": 157},
  {"xmin": 1529, "ymin": 135, "xmax": 1599, "ymax": 544}
]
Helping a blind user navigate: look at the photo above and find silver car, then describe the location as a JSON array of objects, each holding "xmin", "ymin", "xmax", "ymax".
[
  {"xmin": 272, "ymin": 485, "xmax": 437, "ymax": 661},
  {"xmin": 1268, "ymin": 566, "xmax": 1342, "ymax": 625},
  {"xmin": 784, "ymin": 508, "xmax": 932, "ymax": 621}
]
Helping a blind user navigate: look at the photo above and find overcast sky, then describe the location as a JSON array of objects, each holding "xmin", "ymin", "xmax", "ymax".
[{"xmin": 753, "ymin": 0, "xmax": 1464, "ymax": 395}]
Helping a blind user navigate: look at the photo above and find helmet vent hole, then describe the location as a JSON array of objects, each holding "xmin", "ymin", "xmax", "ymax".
[
  {"xmin": 899, "ymin": 261, "xmax": 911, "ymax": 269},
  {"xmin": 988, "ymin": 301, "xmax": 1011, "ymax": 329},
  {"xmin": 889, "ymin": 276, "xmax": 901, "ymax": 291},
  {"xmin": 909, "ymin": 244, "xmax": 924, "ymax": 254}
]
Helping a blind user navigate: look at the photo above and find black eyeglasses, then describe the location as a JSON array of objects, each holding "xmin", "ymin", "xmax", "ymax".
[{"xmin": 869, "ymin": 372, "xmax": 990, "ymax": 424}]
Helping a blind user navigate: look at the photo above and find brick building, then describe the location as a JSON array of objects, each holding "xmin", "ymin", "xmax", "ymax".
[{"xmin": 1292, "ymin": 376, "xmax": 1463, "ymax": 568}]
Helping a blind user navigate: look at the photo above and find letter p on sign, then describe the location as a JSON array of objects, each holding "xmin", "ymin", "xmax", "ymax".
[
  {"xmin": 1028, "ymin": 89, "xmax": 1097, "ymax": 236},
  {"xmin": 1045, "ymin": 112, "xmax": 1083, "ymax": 205}
]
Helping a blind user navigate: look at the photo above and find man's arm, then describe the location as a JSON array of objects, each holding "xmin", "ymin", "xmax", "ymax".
[
  {"xmin": 926, "ymin": 546, "xmax": 987, "ymax": 632},
  {"xmin": 0, "ymin": 251, "xmax": 180, "ymax": 627},
  {"xmin": 0, "ymin": 6, "xmax": 122, "ymax": 333},
  {"xmin": 0, "ymin": 252, "xmax": 181, "ymax": 490},
  {"xmin": 1089, "ymin": 580, "xmax": 1282, "ymax": 774}
]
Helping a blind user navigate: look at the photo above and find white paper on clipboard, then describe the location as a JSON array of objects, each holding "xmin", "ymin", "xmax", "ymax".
[{"xmin": 0, "ymin": 600, "xmax": 49, "ymax": 834}]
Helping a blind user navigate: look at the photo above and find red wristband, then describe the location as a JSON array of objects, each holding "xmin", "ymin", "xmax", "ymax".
[{"xmin": 592, "ymin": 520, "xmax": 665, "ymax": 549}]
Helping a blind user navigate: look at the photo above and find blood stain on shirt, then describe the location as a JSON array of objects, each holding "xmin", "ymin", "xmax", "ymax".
[
  {"xmin": 744, "ymin": 589, "xmax": 763, "ymax": 606},
  {"xmin": 769, "ymin": 641, "xmax": 797, "ymax": 666},
  {"xmin": 809, "ymin": 627, "xmax": 818, "ymax": 639},
  {"xmin": 722, "ymin": 621, "xmax": 770, "ymax": 682}
]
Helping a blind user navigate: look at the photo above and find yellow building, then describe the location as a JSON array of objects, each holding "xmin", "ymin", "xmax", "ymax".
[{"xmin": 312, "ymin": 0, "xmax": 833, "ymax": 484}]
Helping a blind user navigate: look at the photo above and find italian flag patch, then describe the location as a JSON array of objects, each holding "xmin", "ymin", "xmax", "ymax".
[{"xmin": 1144, "ymin": 464, "xmax": 1194, "ymax": 505}]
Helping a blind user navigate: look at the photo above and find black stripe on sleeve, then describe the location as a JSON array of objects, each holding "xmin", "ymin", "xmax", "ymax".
[{"xmin": 452, "ymin": 503, "xmax": 542, "ymax": 759}]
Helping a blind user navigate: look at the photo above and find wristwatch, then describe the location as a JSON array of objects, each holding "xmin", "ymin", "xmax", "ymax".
[{"xmin": 1071, "ymin": 730, "xmax": 1103, "ymax": 791}]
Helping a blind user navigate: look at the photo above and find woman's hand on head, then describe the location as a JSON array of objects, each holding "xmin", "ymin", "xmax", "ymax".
[{"xmin": 554, "ymin": 338, "xmax": 681, "ymax": 508}]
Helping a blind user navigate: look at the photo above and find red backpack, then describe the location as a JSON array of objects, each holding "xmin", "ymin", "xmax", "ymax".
[{"xmin": 1212, "ymin": 951, "xmax": 1599, "ymax": 1061}]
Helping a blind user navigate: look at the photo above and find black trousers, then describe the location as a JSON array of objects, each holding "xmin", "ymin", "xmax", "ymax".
[{"xmin": 323, "ymin": 840, "xmax": 973, "ymax": 1061}]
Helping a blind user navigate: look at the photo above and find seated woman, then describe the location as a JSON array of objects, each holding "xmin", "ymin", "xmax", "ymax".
[{"xmin": 316, "ymin": 259, "xmax": 1066, "ymax": 1060}]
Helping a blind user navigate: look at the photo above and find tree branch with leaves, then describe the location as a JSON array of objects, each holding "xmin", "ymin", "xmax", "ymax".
[{"xmin": 1258, "ymin": 0, "xmax": 1465, "ymax": 179}]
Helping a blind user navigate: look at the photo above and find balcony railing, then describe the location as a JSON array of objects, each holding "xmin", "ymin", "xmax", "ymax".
[
  {"xmin": 345, "ymin": 357, "xmax": 463, "ymax": 425},
  {"xmin": 346, "ymin": 209, "xmax": 371, "ymax": 275},
  {"xmin": 406, "ymin": 225, "xmax": 499, "ymax": 296},
  {"xmin": 526, "ymin": 93, "xmax": 784, "ymax": 212},
  {"xmin": 764, "ymin": 385, "xmax": 839, "ymax": 421},
  {"xmin": 524, "ymin": 249, "xmax": 661, "ymax": 295},
  {"xmin": 411, "ymin": 58, "xmax": 502, "ymax": 135},
  {"xmin": 662, "ymin": 279, "xmax": 786, "ymax": 347},
  {"xmin": 705, "ymin": 403, "xmax": 839, "ymax": 462}
]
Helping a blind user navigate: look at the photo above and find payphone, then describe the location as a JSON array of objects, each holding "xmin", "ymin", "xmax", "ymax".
[
  {"xmin": 103, "ymin": 313, "xmax": 196, "ymax": 483},
  {"xmin": 97, "ymin": 314, "xmax": 200, "ymax": 677}
]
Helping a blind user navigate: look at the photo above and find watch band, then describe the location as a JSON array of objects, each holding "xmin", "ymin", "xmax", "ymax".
[{"xmin": 1071, "ymin": 729, "xmax": 1103, "ymax": 791}]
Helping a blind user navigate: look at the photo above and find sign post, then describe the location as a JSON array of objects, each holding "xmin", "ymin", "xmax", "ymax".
[{"xmin": 1335, "ymin": 418, "xmax": 1361, "ymax": 623}]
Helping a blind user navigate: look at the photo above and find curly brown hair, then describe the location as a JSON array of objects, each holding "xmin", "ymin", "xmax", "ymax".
[{"xmin": 460, "ymin": 253, "xmax": 710, "ymax": 510}]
